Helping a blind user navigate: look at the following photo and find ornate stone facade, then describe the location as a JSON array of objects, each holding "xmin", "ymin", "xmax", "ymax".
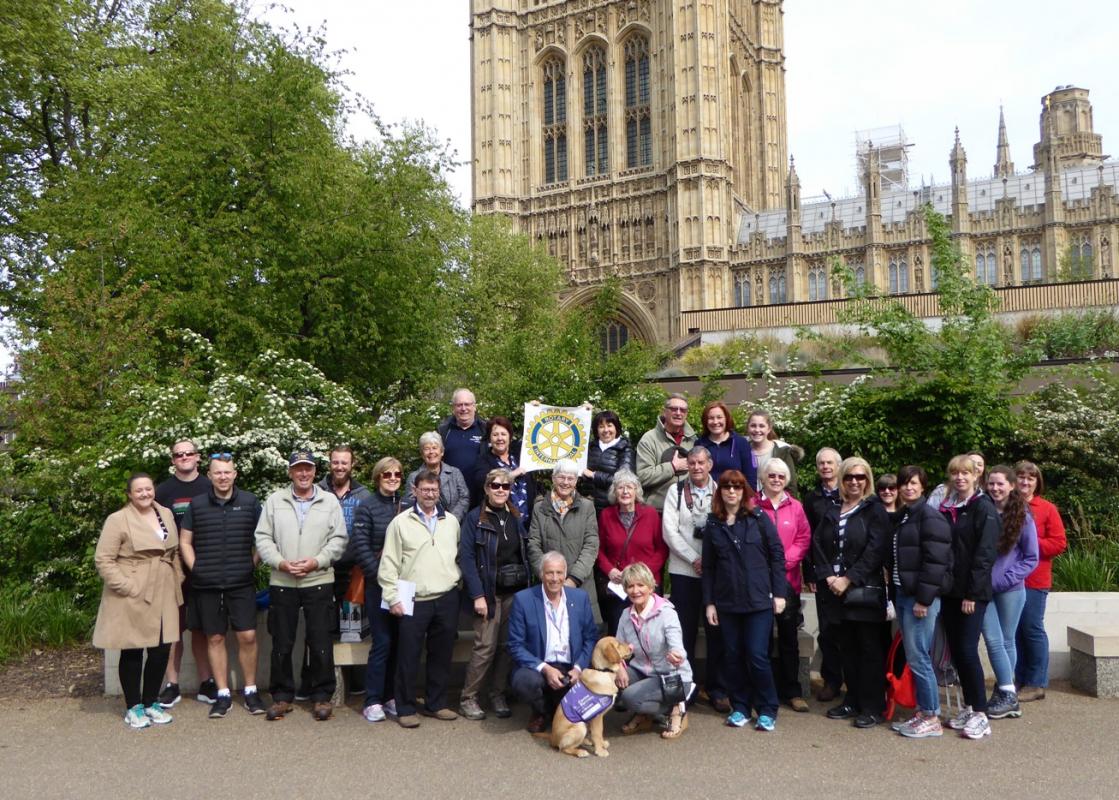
[
  {"xmin": 470, "ymin": 4, "xmax": 1117, "ymax": 345},
  {"xmin": 470, "ymin": 0, "xmax": 787, "ymax": 345}
]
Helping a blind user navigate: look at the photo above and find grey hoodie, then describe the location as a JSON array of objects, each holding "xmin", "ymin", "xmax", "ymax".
[{"xmin": 615, "ymin": 594, "xmax": 693, "ymax": 684}]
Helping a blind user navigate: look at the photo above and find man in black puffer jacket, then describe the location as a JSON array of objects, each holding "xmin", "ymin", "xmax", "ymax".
[{"xmin": 179, "ymin": 454, "xmax": 263, "ymax": 718}]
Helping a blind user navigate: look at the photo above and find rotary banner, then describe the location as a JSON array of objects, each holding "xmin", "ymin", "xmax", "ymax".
[{"xmin": 519, "ymin": 403, "xmax": 592, "ymax": 472}]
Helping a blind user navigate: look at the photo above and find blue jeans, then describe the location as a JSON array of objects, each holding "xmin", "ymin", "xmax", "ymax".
[
  {"xmin": 363, "ymin": 580, "xmax": 398, "ymax": 707},
  {"xmin": 895, "ymin": 592, "xmax": 941, "ymax": 715},
  {"xmin": 1015, "ymin": 588, "xmax": 1050, "ymax": 687},
  {"xmin": 982, "ymin": 587, "xmax": 1026, "ymax": 688},
  {"xmin": 720, "ymin": 608, "xmax": 779, "ymax": 718}
]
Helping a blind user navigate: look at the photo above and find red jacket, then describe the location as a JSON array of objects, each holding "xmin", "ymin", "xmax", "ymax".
[
  {"xmin": 757, "ymin": 493, "xmax": 812, "ymax": 594},
  {"xmin": 1025, "ymin": 495, "xmax": 1067, "ymax": 590},
  {"xmin": 597, "ymin": 504, "xmax": 667, "ymax": 582}
]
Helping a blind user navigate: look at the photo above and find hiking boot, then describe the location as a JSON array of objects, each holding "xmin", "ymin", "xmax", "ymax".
[
  {"xmin": 397, "ymin": 714, "xmax": 422, "ymax": 729},
  {"xmin": 209, "ymin": 695, "xmax": 233, "ymax": 718},
  {"xmin": 244, "ymin": 691, "xmax": 266, "ymax": 716},
  {"xmin": 711, "ymin": 696, "xmax": 732, "ymax": 714},
  {"xmin": 157, "ymin": 682, "xmax": 181, "ymax": 707},
  {"xmin": 526, "ymin": 713, "xmax": 547, "ymax": 733},
  {"xmin": 987, "ymin": 690, "xmax": 1022, "ymax": 719},
  {"xmin": 946, "ymin": 707, "xmax": 973, "ymax": 730},
  {"xmin": 1018, "ymin": 686, "xmax": 1045, "ymax": 702},
  {"xmin": 816, "ymin": 684, "xmax": 839, "ymax": 702},
  {"xmin": 458, "ymin": 697, "xmax": 486, "ymax": 720},
  {"xmin": 787, "ymin": 696, "xmax": 809, "ymax": 713},
  {"xmin": 491, "ymin": 693, "xmax": 511, "ymax": 718},
  {"xmin": 899, "ymin": 712, "xmax": 943, "ymax": 739},
  {"xmin": 196, "ymin": 678, "xmax": 218, "ymax": 705},
  {"xmin": 265, "ymin": 701, "xmax": 292, "ymax": 721},
  {"xmin": 144, "ymin": 703, "xmax": 173, "ymax": 725},
  {"xmin": 312, "ymin": 702, "xmax": 333, "ymax": 721},
  {"xmin": 363, "ymin": 703, "xmax": 386, "ymax": 723},
  {"xmin": 124, "ymin": 704, "xmax": 151, "ymax": 729},
  {"xmin": 961, "ymin": 711, "xmax": 991, "ymax": 739}
]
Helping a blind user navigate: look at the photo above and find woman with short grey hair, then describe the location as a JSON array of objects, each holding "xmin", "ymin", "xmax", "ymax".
[
  {"xmin": 596, "ymin": 469, "xmax": 667, "ymax": 636},
  {"xmin": 405, "ymin": 431, "xmax": 470, "ymax": 522}
]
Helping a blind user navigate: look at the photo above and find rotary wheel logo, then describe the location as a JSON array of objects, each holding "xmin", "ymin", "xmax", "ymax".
[{"xmin": 527, "ymin": 409, "xmax": 588, "ymax": 465}]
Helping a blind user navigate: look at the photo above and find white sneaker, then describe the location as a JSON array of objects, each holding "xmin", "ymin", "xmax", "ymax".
[
  {"xmin": 961, "ymin": 711, "xmax": 991, "ymax": 739},
  {"xmin": 384, "ymin": 699, "xmax": 397, "ymax": 718},
  {"xmin": 144, "ymin": 703, "xmax": 173, "ymax": 725},
  {"xmin": 946, "ymin": 706, "xmax": 973, "ymax": 730},
  {"xmin": 363, "ymin": 703, "xmax": 386, "ymax": 723},
  {"xmin": 124, "ymin": 705, "xmax": 151, "ymax": 729}
]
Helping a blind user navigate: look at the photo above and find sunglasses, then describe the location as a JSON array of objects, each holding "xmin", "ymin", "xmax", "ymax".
[
  {"xmin": 721, "ymin": 483, "xmax": 746, "ymax": 491},
  {"xmin": 211, "ymin": 452, "xmax": 232, "ymax": 460},
  {"xmin": 381, "ymin": 471, "xmax": 403, "ymax": 480},
  {"xmin": 878, "ymin": 486, "xmax": 897, "ymax": 492},
  {"xmin": 843, "ymin": 474, "xmax": 869, "ymax": 483},
  {"xmin": 766, "ymin": 473, "xmax": 787, "ymax": 480},
  {"xmin": 172, "ymin": 450, "xmax": 197, "ymax": 459},
  {"xmin": 488, "ymin": 482, "xmax": 512, "ymax": 491}
]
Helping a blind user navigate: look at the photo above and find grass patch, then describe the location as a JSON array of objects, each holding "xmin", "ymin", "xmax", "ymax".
[
  {"xmin": 0, "ymin": 585, "xmax": 95, "ymax": 664},
  {"xmin": 1052, "ymin": 540, "xmax": 1119, "ymax": 592}
]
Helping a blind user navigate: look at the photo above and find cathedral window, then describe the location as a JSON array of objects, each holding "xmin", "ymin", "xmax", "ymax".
[
  {"xmin": 1068, "ymin": 234, "xmax": 1093, "ymax": 279},
  {"xmin": 975, "ymin": 247, "xmax": 997, "ymax": 285},
  {"xmin": 600, "ymin": 320, "xmax": 630, "ymax": 353},
  {"xmin": 769, "ymin": 272, "xmax": 787, "ymax": 304},
  {"xmin": 888, "ymin": 257, "xmax": 909, "ymax": 294},
  {"xmin": 624, "ymin": 36, "xmax": 652, "ymax": 168},
  {"xmin": 582, "ymin": 46, "xmax": 608, "ymax": 176},
  {"xmin": 734, "ymin": 272, "xmax": 752, "ymax": 307},
  {"xmin": 808, "ymin": 265, "xmax": 827, "ymax": 301},
  {"xmin": 542, "ymin": 57, "xmax": 568, "ymax": 184}
]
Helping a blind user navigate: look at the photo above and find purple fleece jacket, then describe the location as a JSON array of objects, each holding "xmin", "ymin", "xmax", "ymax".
[{"xmin": 991, "ymin": 512, "xmax": 1039, "ymax": 594}]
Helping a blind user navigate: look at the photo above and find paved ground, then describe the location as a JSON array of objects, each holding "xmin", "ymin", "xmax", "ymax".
[{"xmin": 2, "ymin": 683, "xmax": 1115, "ymax": 800}]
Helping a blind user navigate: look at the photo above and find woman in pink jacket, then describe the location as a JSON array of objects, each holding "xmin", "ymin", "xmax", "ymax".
[{"xmin": 756, "ymin": 458, "xmax": 812, "ymax": 712}]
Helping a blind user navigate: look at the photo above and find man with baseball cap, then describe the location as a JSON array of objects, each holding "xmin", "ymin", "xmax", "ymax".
[{"xmin": 254, "ymin": 449, "xmax": 347, "ymax": 721}]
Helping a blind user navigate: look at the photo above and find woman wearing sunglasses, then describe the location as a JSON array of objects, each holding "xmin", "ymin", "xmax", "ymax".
[
  {"xmin": 352, "ymin": 457, "xmax": 405, "ymax": 723},
  {"xmin": 458, "ymin": 468, "xmax": 532, "ymax": 721},
  {"xmin": 811, "ymin": 456, "xmax": 891, "ymax": 729}
]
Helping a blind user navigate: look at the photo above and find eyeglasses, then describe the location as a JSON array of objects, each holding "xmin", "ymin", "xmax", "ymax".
[
  {"xmin": 416, "ymin": 486, "xmax": 441, "ymax": 494},
  {"xmin": 210, "ymin": 452, "xmax": 232, "ymax": 460},
  {"xmin": 381, "ymin": 471, "xmax": 402, "ymax": 480},
  {"xmin": 766, "ymin": 473, "xmax": 787, "ymax": 480},
  {"xmin": 665, "ymin": 405, "xmax": 688, "ymax": 413},
  {"xmin": 453, "ymin": 401, "xmax": 476, "ymax": 408},
  {"xmin": 488, "ymin": 482, "xmax": 512, "ymax": 491},
  {"xmin": 843, "ymin": 474, "xmax": 869, "ymax": 483},
  {"xmin": 172, "ymin": 450, "xmax": 197, "ymax": 459}
]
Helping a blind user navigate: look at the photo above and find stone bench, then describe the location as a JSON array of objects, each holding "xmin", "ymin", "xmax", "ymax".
[{"xmin": 1068, "ymin": 625, "xmax": 1119, "ymax": 698}]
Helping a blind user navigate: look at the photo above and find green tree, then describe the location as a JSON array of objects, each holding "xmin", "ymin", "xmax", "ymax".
[{"xmin": 1, "ymin": 0, "xmax": 463, "ymax": 453}]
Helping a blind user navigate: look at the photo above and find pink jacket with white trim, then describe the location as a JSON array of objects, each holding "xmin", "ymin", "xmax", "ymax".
[{"xmin": 757, "ymin": 493, "xmax": 812, "ymax": 594}]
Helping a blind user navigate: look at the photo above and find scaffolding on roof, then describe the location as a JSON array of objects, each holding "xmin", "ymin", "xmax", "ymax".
[{"xmin": 855, "ymin": 125, "xmax": 912, "ymax": 192}]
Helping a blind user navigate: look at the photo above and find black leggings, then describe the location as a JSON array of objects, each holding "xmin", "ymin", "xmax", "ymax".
[{"xmin": 118, "ymin": 643, "xmax": 171, "ymax": 709}]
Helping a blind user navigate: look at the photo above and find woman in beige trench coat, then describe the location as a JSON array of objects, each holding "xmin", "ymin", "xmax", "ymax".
[{"xmin": 92, "ymin": 473, "xmax": 184, "ymax": 729}]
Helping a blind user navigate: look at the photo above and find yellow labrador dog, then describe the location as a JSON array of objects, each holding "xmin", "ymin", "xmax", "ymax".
[{"xmin": 549, "ymin": 636, "xmax": 633, "ymax": 758}]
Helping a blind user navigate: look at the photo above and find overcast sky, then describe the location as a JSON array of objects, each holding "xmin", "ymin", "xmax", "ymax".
[{"xmin": 255, "ymin": 0, "xmax": 1117, "ymax": 204}]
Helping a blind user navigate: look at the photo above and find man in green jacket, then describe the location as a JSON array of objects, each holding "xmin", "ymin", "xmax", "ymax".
[
  {"xmin": 254, "ymin": 449, "xmax": 347, "ymax": 722},
  {"xmin": 636, "ymin": 393, "xmax": 697, "ymax": 510}
]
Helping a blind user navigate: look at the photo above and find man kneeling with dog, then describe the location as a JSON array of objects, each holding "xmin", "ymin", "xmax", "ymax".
[{"xmin": 507, "ymin": 552, "xmax": 600, "ymax": 734}]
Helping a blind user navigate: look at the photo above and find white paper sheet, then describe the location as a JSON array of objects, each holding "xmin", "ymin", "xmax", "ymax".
[{"xmin": 380, "ymin": 579, "xmax": 416, "ymax": 616}]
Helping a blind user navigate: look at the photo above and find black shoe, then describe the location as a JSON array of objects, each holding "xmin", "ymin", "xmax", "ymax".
[
  {"xmin": 816, "ymin": 684, "xmax": 839, "ymax": 702},
  {"xmin": 826, "ymin": 703, "xmax": 856, "ymax": 719},
  {"xmin": 157, "ymin": 682, "xmax": 181, "ymax": 707},
  {"xmin": 209, "ymin": 695, "xmax": 233, "ymax": 718},
  {"xmin": 244, "ymin": 691, "xmax": 266, "ymax": 715},
  {"xmin": 197, "ymin": 678, "xmax": 218, "ymax": 705},
  {"xmin": 853, "ymin": 713, "xmax": 886, "ymax": 728}
]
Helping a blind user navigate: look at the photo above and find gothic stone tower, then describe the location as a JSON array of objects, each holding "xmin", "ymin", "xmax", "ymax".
[{"xmin": 470, "ymin": 0, "xmax": 788, "ymax": 346}]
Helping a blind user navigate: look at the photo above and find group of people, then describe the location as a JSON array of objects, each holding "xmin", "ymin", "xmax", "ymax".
[{"xmin": 92, "ymin": 389, "xmax": 1067, "ymax": 743}]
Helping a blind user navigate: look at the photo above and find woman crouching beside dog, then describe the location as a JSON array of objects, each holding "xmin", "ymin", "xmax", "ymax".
[{"xmin": 613, "ymin": 562, "xmax": 693, "ymax": 739}]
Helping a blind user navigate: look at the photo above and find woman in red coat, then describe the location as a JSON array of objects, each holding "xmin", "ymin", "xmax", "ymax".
[
  {"xmin": 1014, "ymin": 461, "xmax": 1067, "ymax": 702},
  {"xmin": 596, "ymin": 469, "xmax": 667, "ymax": 636}
]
